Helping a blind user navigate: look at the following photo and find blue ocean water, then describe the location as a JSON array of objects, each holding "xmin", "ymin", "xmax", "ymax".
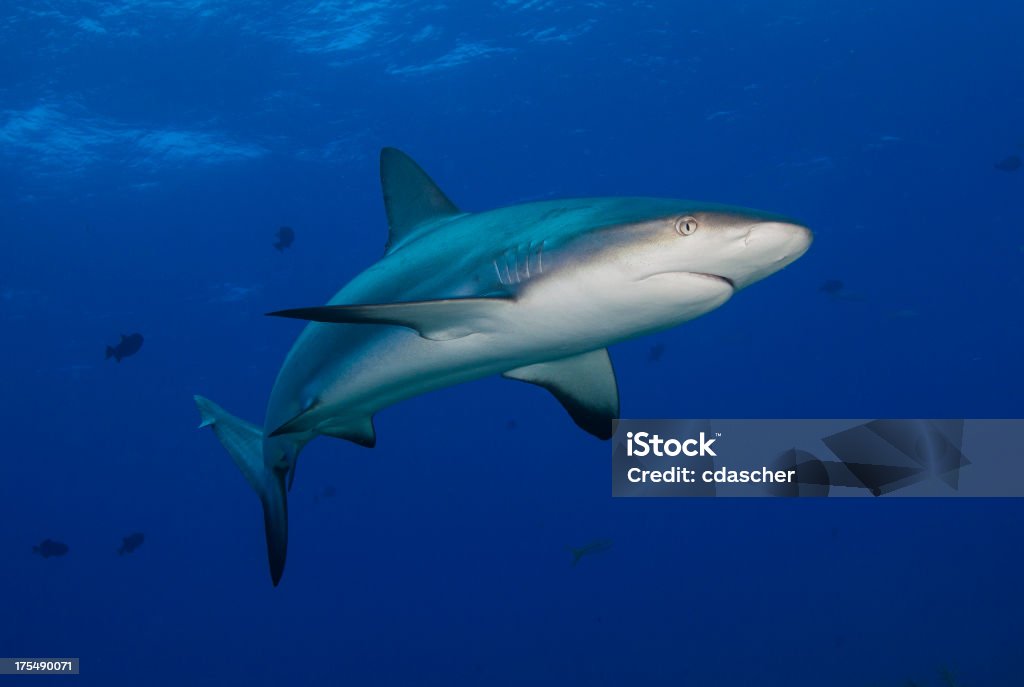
[{"xmin": 1, "ymin": 1, "xmax": 1022, "ymax": 685}]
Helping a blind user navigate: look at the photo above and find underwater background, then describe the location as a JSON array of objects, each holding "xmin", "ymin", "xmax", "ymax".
[{"xmin": 1, "ymin": 1, "xmax": 1022, "ymax": 685}]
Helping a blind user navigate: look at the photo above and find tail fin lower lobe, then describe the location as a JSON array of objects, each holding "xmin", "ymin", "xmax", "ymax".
[{"xmin": 194, "ymin": 395, "xmax": 288, "ymax": 586}]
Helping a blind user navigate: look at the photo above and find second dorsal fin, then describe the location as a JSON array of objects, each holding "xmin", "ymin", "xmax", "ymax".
[{"xmin": 380, "ymin": 147, "xmax": 462, "ymax": 253}]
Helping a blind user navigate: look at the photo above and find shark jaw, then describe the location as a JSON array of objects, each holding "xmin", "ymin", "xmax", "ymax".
[{"xmin": 196, "ymin": 148, "xmax": 813, "ymax": 585}]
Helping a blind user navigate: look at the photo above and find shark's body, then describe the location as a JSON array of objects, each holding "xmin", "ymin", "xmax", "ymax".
[{"xmin": 196, "ymin": 148, "xmax": 812, "ymax": 585}]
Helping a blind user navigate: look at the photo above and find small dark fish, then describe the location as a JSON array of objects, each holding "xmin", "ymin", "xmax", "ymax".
[
  {"xmin": 33, "ymin": 539, "xmax": 69, "ymax": 558},
  {"xmin": 505, "ymin": 419, "xmax": 518, "ymax": 430},
  {"xmin": 118, "ymin": 532, "xmax": 144, "ymax": 555},
  {"xmin": 567, "ymin": 539, "xmax": 613, "ymax": 566},
  {"xmin": 314, "ymin": 485, "xmax": 336, "ymax": 504},
  {"xmin": 106, "ymin": 333, "xmax": 143, "ymax": 362},
  {"xmin": 939, "ymin": 667, "xmax": 960, "ymax": 687},
  {"xmin": 819, "ymin": 279, "xmax": 844, "ymax": 295},
  {"xmin": 274, "ymin": 226, "xmax": 295, "ymax": 251},
  {"xmin": 994, "ymin": 155, "xmax": 1021, "ymax": 172},
  {"xmin": 648, "ymin": 342, "xmax": 666, "ymax": 362}
]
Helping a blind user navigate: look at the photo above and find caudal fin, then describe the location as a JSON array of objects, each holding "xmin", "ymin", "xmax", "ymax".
[
  {"xmin": 105, "ymin": 346, "xmax": 120, "ymax": 362},
  {"xmin": 194, "ymin": 395, "xmax": 288, "ymax": 586}
]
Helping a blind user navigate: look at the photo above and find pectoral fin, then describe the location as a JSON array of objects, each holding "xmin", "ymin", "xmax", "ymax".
[
  {"xmin": 267, "ymin": 297, "xmax": 514, "ymax": 341},
  {"xmin": 503, "ymin": 349, "xmax": 619, "ymax": 440}
]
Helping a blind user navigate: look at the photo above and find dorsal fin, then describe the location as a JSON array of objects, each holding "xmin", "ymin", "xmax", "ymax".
[{"xmin": 380, "ymin": 147, "xmax": 461, "ymax": 253}]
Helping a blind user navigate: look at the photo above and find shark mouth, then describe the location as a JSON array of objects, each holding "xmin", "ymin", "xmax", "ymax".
[
  {"xmin": 690, "ymin": 272, "xmax": 736, "ymax": 289},
  {"xmin": 642, "ymin": 271, "xmax": 736, "ymax": 289}
]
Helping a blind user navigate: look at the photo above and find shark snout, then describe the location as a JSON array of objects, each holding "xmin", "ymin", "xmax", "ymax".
[{"xmin": 730, "ymin": 220, "xmax": 812, "ymax": 289}]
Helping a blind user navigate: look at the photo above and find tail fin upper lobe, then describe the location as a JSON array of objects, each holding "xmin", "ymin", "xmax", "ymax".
[
  {"xmin": 194, "ymin": 395, "xmax": 288, "ymax": 586},
  {"xmin": 106, "ymin": 346, "xmax": 120, "ymax": 362}
]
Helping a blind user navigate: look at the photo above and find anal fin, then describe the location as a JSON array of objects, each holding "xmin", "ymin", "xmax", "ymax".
[{"xmin": 321, "ymin": 416, "xmax": 377, "ymax": 448}]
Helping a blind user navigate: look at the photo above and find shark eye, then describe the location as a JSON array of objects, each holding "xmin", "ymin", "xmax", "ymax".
[{"xmin": 675, "ymin": 216, "xmax": 698, "ymax": 236}]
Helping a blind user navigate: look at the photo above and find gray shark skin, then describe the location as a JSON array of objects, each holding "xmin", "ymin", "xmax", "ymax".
[{"xmin": 195, "ymin": 148, "xmax": 812, "ymax": 585}]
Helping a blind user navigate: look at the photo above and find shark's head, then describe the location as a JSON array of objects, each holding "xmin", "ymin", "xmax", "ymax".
[
  {"xmin": 539, "ymin": 201, "xmax": 813, "ymax": 340},
  {"xmin": 632, "ymin": 207, "xmax": 813, "ymax": 291}
]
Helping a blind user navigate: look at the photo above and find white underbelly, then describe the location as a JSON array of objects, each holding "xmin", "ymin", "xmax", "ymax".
[{"xmin": 320, "ymin": 268, "xmax": 731, "ymax": 420}]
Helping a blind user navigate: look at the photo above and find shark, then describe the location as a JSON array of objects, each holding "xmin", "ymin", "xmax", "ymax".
[{"xmin": 195, "ymin": 148, "xmax": 812, "ymax": 585}]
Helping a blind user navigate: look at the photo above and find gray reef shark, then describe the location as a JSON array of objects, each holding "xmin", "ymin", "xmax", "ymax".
[{"xmin": 195, "ymin": 148, "xmax": 812, "ymax": 585}]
